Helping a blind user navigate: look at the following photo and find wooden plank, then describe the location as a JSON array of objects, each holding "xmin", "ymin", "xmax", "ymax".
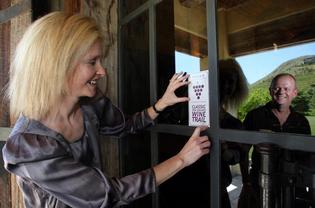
[
  {"xmin": 0, "ymin": 142, "xmax": 10, "ymax": 208},
  {"xmin": 8, "ymin": 1, "xmax": 32, "ymax": 207},
  {"xmin": 10, "ymin": 175, "xmax": 24, "ymax": 208},
  {"xmin": 179, "ymin": 0, "xmax": 205, "ymax": 8},
  {"xmin": 82, "ymin": 0, "xmax": 120, "ymax": 177},
  {"xmin": 0, "ymin": 0, "xmax": 12, "ymax": 207},
  {"xmin": 228, "ymin": 8, "xmax": 315, "ymax": 56},
  {"xmin": 0, "ymin": 21, "xmax": 10, "ymax": 128},
  {"xmin": 174, "ymin": 27, "xmax": 208, "ymax": 58},
  {"xmin": 0, "ymin": 0, "xmax": 11, "ymax": 128},
  {"xmin": 64, "ymin": 0, "xmax": 82, "ymax": 14}
]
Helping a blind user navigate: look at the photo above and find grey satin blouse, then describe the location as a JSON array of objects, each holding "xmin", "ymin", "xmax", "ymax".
[{"xmin": 2, "ymin": 96, "xmax": 156, "ymax": 208}]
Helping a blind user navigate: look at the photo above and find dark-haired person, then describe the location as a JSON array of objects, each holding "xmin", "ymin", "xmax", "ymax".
[{"xmin": 218, "ymin": 58, "xmax": 249, "ymax": 208}]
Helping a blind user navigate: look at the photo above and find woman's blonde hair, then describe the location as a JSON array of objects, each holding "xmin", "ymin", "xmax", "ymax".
[{"xmin": 8, "ymin": 11, "xmax": 103, "ymax": 120}]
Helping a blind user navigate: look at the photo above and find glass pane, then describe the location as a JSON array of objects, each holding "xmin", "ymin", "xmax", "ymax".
[
  {"xmin": 217, "ymin": 0, "xmax": 315, "ymax": 207},
  {"xmin": 120, "ymin": 12, "xmax": 152, "ymax": 208},
  {"xmin": 156, "ymin": 0, "xmax": 208, "ymax": 125},
  {"xmin": 121, "ymin": 0, "xmax": 147, "ymax": 18},
  {"xmin": 222, "ymin": 140, "xmax": 315, "ymax": 208},
  {"xmin": 220, "ymin": 140, "xmax": 250, "ymax": 208},
  {"xmin": 121, "ymin": 12, "xmax": 150, "ymax": 114},
  {"xmin": 217, "ymin": 0, "xmax": 315, "ymax": 136},
  {"xmin": 158, "ymin": 133, "xmax": 210, "ymax": 207}
]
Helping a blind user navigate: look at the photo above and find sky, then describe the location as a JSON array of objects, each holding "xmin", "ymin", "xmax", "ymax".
[
  {"xmin": 236, "ymin": 41, "xmax": 315, "ymax": 84},
  {"xmin": 175, "ymin": 51, "xmax": 200, "ymax": 75},
  {"xmin": 175, "ymin": 41, "xmax": 315, "ymax": 84}
]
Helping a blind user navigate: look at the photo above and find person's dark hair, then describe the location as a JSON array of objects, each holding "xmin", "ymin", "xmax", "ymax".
[{"xmin": 219, "ymin": 58, "xmax": 248, "ymax": 111}]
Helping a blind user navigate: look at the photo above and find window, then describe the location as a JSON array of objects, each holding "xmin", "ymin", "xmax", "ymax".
[{"xmin": 119, "ymin": 0, "xmax": 315, "ymax": 207}]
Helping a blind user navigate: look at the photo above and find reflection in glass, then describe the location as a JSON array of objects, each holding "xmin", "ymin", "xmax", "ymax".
[
  {"xmin": 156, "ymin": 0, "xmax": 208, "ymax": 125},
  {"xmin": 217, "ymin": 0, "xmax": 315, "ymax": 207},
  {"xmin": 237, "ymin": 43, "xmax": 315, "ymax": 136},
  {"xmin": 217, "ymin": 0, "xmax": 315, "ymax": 135},
  {"xmin": 217, "ymin": 59, "xmax": 249, "ymax": 208}
]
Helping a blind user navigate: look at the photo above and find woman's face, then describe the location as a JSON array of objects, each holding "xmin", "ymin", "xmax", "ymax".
[{"xmin": 67, "ymin": 40, "xmax": 106, "ymax": 99}]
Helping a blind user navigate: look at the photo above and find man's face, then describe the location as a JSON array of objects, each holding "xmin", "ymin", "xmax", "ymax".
[{"xmin": 269, "ymin": 75, "xmax": 297, "ymax": 107}]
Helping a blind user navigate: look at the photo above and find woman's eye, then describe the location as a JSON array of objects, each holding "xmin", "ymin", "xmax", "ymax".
[{"xmin": 89, "ymin": 60, "xmax": 96, "ymax": 65}]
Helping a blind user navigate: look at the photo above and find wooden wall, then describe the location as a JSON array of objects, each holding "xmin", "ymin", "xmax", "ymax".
[
  {"xmin": 0, "ymin": 0, "xmax": 119, "ymax": 207},
  {"xmin": 1, "ymin": 1, "xmax": 32, "ymax": 207},
  {"xmin": 81, "ymin": 0, "xmax": 120, "ymax": 178}
]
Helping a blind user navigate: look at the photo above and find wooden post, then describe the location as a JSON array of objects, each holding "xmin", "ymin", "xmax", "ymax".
[
  {"xmin": 0, "ymin": 0, "xmax": 12, "ymax": 206},
  {"xmin": 82, "ymin": 0, "xmax": 120, "ymax": 177},
  {"xmin": 0, "ymin": 0, "xmax": 10, "ymax": 128},
  {"xmin": 10, "ymin": 1, "xmax": 32, "ymax": 207},
  {"xmin": 0, "ymin": 0, "xmax": 32, "ymax": 207},
  {"xmin": 64, "ymin": 0, "xmax": 82, "ymax": 14}
]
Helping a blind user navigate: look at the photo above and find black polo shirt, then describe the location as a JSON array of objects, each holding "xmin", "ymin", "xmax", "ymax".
[{"xmin": 243, "ymin": 101, "xmax": 311, "ymax": 185}]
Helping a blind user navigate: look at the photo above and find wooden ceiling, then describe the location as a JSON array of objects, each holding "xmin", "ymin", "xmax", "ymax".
[
  {"xmin": 177, "ymin": 0, "xmax": 315, "ymax": 56},
  {"xmin": 179, "ymin": 0, "xmax": 250, "ymax": 9}
]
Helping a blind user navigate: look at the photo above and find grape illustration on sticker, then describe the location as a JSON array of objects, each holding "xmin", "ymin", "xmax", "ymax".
[{"xmin": 188, "ymin": 70, "xmax": 210, "ymax": 127}]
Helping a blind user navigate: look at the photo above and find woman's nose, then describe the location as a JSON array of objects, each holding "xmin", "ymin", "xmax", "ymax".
[{"xmin": 97, "ymin": 65, "xmax": 107, "ymax": 77}]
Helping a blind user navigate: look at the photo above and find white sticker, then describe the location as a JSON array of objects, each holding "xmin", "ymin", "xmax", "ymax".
[{"xmin": 188, "ymin": 70, "xmax": 210, "ymax": 127}]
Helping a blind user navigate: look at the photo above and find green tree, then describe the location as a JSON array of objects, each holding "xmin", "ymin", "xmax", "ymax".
[
  {"xmin": 291, "ymin": 90, "xmax": 311, "ymax": 115},
  {"xmin": 238, "ymin": 88, "xmax": 270, "ymax": 121}
]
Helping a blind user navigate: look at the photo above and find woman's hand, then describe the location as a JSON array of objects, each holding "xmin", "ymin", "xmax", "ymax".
[
  {"xmin": 155, "ymin": 72, "xmax": 190, "ymax": 111},
  {"xmin": 153, "ymin": 126, "xmax": 210, "ymax": 185},
  {"xmin": 176, "ymin": 126, "xmax": 210, "ymax": 167}
]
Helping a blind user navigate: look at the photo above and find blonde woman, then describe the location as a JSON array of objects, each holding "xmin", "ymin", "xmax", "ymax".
[{"xmin": 2, "ymin": 12, "xmax": 210, "ymax": 208}]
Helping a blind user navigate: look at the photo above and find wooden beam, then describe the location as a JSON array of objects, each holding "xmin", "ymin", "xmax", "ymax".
[
  {"xmin": 179, "ymin": 0, "xmax": 205, "ymax": 8},
  {"xmin": 1, "ymin": 0, "xmax": 12, "ymax": 207},
  {"xmin": 0, "ymin": 141, "xmax": 11, "ymax": 208},
  {"xmin": 0, "ymin": 0, "xmax": 12, "ymax": 128},
  {"xmin": 7, "ymin": 1, "xmax": 32, "ymax": 207},
  {"xmin": 175, "ymin": 27, "xmax": 208, "ymax": 58},
  {"xmin": 82, "ymin": 0, "xmax": 120, "ymax": 178},
  {"xmin": 64, "ymin": 0, "xmax": 82, "ymax": 14},
  {"xmin": 0, "ymin": 23, "xmax": 10, "ymax": 128},
  {"xmin": 228, "ymin": 8, "xmax": 315, "ymax": 56}
]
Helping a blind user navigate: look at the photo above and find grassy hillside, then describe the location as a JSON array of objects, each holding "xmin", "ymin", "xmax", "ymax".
[
  {"xmin": 238, "ymin": 55, "xmax": 315, "ymax": 121},
  {"xmin": 251, "ymin": 55, "xmax": 315, "ymax": 91}
]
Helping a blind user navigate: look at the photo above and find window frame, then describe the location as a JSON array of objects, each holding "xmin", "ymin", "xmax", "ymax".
[{"xmin": 118, "ymin": 1, "xmax": 315, "ymax": 207}]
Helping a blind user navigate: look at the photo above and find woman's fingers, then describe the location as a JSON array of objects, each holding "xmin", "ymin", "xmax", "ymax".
[
  {"xmin": 191, "ymin": 126, "xmax": 208, "ymax": 137},
  {"xmin": 178, "ymin": 126, "xmax": 211, "ymax": 167}
]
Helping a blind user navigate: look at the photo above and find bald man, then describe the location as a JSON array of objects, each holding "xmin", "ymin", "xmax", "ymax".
[{"xmin": 243, "ymin": 73, "xmax": 311, "ymax": 207}]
